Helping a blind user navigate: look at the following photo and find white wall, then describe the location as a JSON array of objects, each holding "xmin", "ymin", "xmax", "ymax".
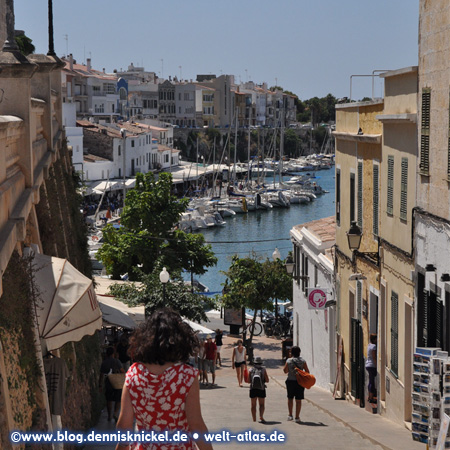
[{"xmin": 292, "ymin": 229, "xmax": 334, "ymax": 390}]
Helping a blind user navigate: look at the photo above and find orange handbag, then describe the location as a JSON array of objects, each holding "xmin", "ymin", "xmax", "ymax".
[
  {"xmin": 295, "ymin": 368, "xmax": 316, "ymax": 389},
  {"xmin": 244, "ymin": 366, "xmax": 249, "ymax": 383}
]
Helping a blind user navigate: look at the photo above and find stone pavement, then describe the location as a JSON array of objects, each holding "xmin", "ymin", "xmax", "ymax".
[{"xmin": 84, "ymin": 332, "xmax": 424, "ymax": 450}]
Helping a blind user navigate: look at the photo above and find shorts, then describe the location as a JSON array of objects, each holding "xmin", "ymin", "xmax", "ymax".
[
  {"xmin": 286, "ymin": 379, "xmax": 305, "ymax": 400},
  {"xmin": 216, "ymin": 346, "xmax": 222, "ymax": 353},
  {"xmin": 250, "ymin": 388, "xmax": 266, "ymax": 399},
  {"xmin": 197, "ymin": 359, "xmax": 204, "ymax": 371},
  {"xmin": 235, "ymin": 361, "xmax": 245, "ymax": 368},
  {"xmin": 205, "ymin": 359, "xmax": 215, "ymax": 373}
]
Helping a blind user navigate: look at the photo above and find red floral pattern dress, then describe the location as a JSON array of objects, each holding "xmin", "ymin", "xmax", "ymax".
[{"xmin": 125, "ymin": 362, "xmax": 198, "ymax": 450}]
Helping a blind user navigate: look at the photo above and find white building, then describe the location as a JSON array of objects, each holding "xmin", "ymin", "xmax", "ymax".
[{"xmin": 290, "ymin": 216, "xmax": 337, "ymax": 390}]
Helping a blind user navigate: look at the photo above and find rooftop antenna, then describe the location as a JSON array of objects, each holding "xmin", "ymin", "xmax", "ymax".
[
  {"xmin": 64, "ymin": 34, "xmax": 68, "ymax": 56},
  {"xmin": 179, "ymin": 65, "xmax": 182, "ymax": 80},
  {"xmin": 161, "ymin": 59, "xmax": 164, "ymax": 79}
]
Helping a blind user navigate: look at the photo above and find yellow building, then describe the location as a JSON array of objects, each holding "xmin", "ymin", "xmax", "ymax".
[
  {"xmin": 334, "ymin": 99, "xmax": 383, "ymax": 407},
  {"xmin": 377, "ymin": 67, "xmax": 417, "ymax": 425},
  {"xmin": 334, "ymin": 67, "xmax": 418, "ymax": 427}
]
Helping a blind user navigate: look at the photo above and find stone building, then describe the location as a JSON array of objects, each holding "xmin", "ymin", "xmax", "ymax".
[{"xmin": 0, "ymin": 1, "xmax": 103, "ymax": 447}]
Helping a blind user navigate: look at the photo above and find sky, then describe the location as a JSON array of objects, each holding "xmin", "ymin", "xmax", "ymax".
[{"xmin": 14, "ymin": 0, "xmax": 419, "ymax": 101}]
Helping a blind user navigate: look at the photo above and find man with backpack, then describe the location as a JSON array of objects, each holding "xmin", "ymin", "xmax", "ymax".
[{"xmin": 247, "ymin": 356, "xmax": 269, "ymax": 423}]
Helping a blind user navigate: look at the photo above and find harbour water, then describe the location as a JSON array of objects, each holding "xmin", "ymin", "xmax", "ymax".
[{"xmin": 194, "ymin": 168, "xmax": 336, "ymax": 295}]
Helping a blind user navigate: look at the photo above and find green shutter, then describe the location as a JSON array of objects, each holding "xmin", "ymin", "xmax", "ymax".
[
  {"xmin": 400, "ymin": 158, "xmax": 408, "ymax": 221},
  {"xmin": 387, "ymin": 156, "xmax": 394, "ymax": 216},
  {"xmin": 391, "ymin": 291, "xmax": 399, "ymax": 377},
  {"xmin": 420, "ymin": 88, "xmax": 431, "ymax": 175},
  {"xmin": 373, "ymin": 164, "xmax": 379, "ymax": 236},
  {"xmin": 357, "ymin": 281, "xmax": 362, "ymax": 322},
  {"xmin": 448, "ymin": 91, "xmax": 450, "ymax": 178},
  {"xmin": 357, "ymin": 162, "xmax": 363, "ymax": 227},
  {"xmin": 336, "ymin": 169, "xmax": 341, "ymax": 226}
]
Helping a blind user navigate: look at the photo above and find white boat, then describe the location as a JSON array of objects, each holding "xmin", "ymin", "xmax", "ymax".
[{"xmin": 265, "ymin": 191, "xmax": 290, "ymax": 208}]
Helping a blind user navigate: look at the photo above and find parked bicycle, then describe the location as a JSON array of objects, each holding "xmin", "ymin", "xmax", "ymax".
[
  {"xmin": 263, "ymin": 313, "xmax": 291, "ymax": 338},
  {"xmin": 242, "ymin": 317, "xmax": 263, "ymax": 336}
]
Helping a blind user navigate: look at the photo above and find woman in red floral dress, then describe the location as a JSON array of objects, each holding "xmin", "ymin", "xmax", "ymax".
[{"xmin": 115, "ymin": 308, "xmax": 213, "ymax": 450}]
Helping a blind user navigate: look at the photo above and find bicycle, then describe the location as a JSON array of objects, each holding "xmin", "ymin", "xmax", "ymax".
[{"xmin": 242, "ymin": 318, "xmax": 263, "ymax": 336}]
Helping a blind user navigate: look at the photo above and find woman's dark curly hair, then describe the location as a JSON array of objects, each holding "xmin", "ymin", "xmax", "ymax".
[{"xmin": 128, "ymin": 308, "xmax": 199, "ymax": 365}]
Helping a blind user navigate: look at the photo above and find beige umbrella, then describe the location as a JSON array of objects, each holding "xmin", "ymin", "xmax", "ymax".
[{"xmin": 33, "ymin": 253, "xmax": 103, "ymax": 351}]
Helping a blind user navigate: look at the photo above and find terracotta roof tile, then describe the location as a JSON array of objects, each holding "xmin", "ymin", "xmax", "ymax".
[{"xmin": 293, "ymin": 216, "xmax": 336, "ymax": 243}]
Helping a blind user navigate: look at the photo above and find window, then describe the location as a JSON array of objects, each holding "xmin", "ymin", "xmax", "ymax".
[
  {"xmin": 373, "ymin": 164, "xmax": 379, "ymax": 236},
  {"xmin": 420, "ymin": 88, "xmax": 431, "ymax": 175},
  {"xmin": 391, "ymin": 291, "xmax": 399, "ymax": 377},
  {"xmin": 400, "ymin": 158, "xmax": 408, "ymax": 221},
  {"xmin": 357, "ymin": 161, "xmax": 363, "ymax": 227},
  {"xmin": 336, "ymin": 168, "xmax": 341, "ymax": 226},
  {"xmin": 131, "ymin": 140, "xmax": 135, "ymax": 148},
  {"xmin": 314, "ymin": 265, "xmax": 318, "ymax": 287},
  {"xmin": 387, "ymin": 156, "xmax": 394, "ymax": 216},
  {"xmin": 118, "ymin": 145, "xmax": 121, "ymax": 156},
  {"xmin": 350, "ymin": 172, "xmax": 355, "ymax": 223}
]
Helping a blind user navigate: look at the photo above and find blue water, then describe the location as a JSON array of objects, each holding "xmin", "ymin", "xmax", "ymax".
[{"xmin": 194, "ymin": 169, "xmax": 336, "ymax": 295}]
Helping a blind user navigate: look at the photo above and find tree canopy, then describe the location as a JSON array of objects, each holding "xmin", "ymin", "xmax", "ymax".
[
  {"xmin": 108, "ymin": 270, "xmax": 215, "ymax": 322},
  {"xmin": 97, "ymin": 171, "xmax": 216, "ymax": 280},
  {"xmin": 222, "ymin": 254, "xmax": 292, "ymax": 312}
]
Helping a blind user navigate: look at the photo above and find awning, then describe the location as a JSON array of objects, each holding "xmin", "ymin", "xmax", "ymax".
[
  {"xmin": 33, "ymin": 253, "xmax": 103, "ymax": 351},
  {"xmin": 97, "ymin": 294, "xmax": 144, "ymax": 327},
  {"xmin": 90, "ymin": 180, "xmax": 122, "ymax": 194},
  {"xmin": 183, "ymin": 318, "xmax": 215, "ymax": 339},
  {"xmin": 98, "ymin": 300, "xmax": 137, "ymax": 329}
]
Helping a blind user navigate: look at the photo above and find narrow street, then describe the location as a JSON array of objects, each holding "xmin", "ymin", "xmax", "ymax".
[{"xmin": 87, "ymin": 326, "xmax": 421, "ymax": 449}]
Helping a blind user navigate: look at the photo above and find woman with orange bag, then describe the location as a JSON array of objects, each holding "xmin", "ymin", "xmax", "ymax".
[{"xmin": 283, "ymin": 346, "xmax": 309, "ymax": 423}]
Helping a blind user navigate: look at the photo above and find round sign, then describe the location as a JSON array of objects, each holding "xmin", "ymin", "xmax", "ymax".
[{"xmin": 308, "ymin": 289, "xmax": 327, "ymax": 309}]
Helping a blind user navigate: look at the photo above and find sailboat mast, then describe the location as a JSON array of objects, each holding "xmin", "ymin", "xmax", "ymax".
[
  {"xmin": 247, "ymin": 106, "xmax": 251, "ymax": 186},
  {"xmin": 234, "ymin": 106, "xmax": 238, "ymax": 184},
  {"xmin": 280, "ymin": 102, "xmax": 284, "ymax": 185}
]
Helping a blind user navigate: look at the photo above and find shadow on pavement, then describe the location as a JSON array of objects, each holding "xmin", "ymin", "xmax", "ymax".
[
  {"xmin": 297, "ymin": 421, "xmax": 328, "ymax": 427},
  {"xmin": 259, "ymin": 420, "xmax": 282, "ymax": 426}
]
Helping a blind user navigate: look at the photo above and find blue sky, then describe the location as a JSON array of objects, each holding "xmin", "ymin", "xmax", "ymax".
[{"xmin": 14, "ymin": 0, "xmax": 419, "ymax": 101}]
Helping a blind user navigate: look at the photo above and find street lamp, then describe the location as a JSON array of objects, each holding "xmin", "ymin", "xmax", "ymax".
[
  {"xmin": 159, "ymin": 267, "xmax": 170, "ymax": 302},
  {"xmin": 272, "ymin": 248, "xmax": 281, "ymax": 319},
  {"xmin": 347, "ymin": 221, "xmax": 380, "ymax": 265},
  {"xmin": 285, "ymin": 253, "xmax": 294, "ymax": 275},
  {"xmin": 347, "ymin": 221, "xmax": 362, "ymax": 252}
]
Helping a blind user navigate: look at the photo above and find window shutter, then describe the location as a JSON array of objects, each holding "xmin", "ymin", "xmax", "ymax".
[
  {"xmin": 391, "ymin": 291, "xmax": 399, "ymax": 377},
  {"xmin": 357, "ymin": 162, "xmax": 363, "ymax": 227},
  {"xmin": 400, "ymin": 158, "xmax": 408, "ymax": 221},
  {"xmin": 387, "ymin": 156, "xmax": 394, "ymax": 216},
  {"xmin": 448, "ymin": 91, "xmax": 450, "ymax": 179},
  {"xmin": 336, "ymin": 169, "xmax": 341, "ymax": 226},
  {"xmin": 420, "ymin": 88, "xmax": 431, "ymax": 175},
  {"xmin": 357, "ymin": 281, "xmax": 362, "ymax": 322},
  {"xmin": 373, "ymin": 164, "xmax": 379, "ymax": 236},
  {"xmin": 350, "ymin": 173, "xmax": 355, "ymax": 223}
]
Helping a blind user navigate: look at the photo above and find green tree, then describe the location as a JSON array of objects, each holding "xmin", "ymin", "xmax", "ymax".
[
  {"xmin": 161, "ymin": 230, "xmax": 217, "ymax": 291},
  {"xmin": 97, "ymin": 172, "xmax": 189, "ymax": 280},
  {"xmin": 15, "ymin": 34, "xmax": 35, "ymax": 56},
  {"xmin": 221, "ymin": 254, "xmax": 292, "ymax": 348},
  {"xmin": 108, "ymin": 271, "xmax": 216, "ymax": 322}
]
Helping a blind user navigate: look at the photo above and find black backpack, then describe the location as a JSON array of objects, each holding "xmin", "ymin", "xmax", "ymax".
[{"xmin": 250, "ymin": 366, "xmax": 265, "ymax": 390}]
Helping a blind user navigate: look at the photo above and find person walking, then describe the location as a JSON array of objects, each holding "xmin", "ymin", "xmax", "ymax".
[
  {"xmin": 247, "ymin": 356, "xmax": 269, "ymax": 423},
  {"xmin": 204, "ymin": 335, "xmax": 217, "ymax": 386},
  {"xmin": 214, "ymin": 329, "xmax": 223, "ymax": 366},
  {"xmin": 197, "ymin": 338, "xmax": 208, "ymax": 385},
  {"xmin": 231, "ymin": 340, "xmax": 247, "ymax": 387},
  {"xmin": 99, "ymin": 347, "xmax": 124, "ymax": 422},
  {"xmin": 366, "ymin": 334, "xmax": 377, "ymax": 403},
  {"xmin": 115, "ymin": 307, "xmax": 212, "ymax": 450},
  {"xmin": 283, "ymin": 345, "xmax": 309, "ymax": 423}
]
